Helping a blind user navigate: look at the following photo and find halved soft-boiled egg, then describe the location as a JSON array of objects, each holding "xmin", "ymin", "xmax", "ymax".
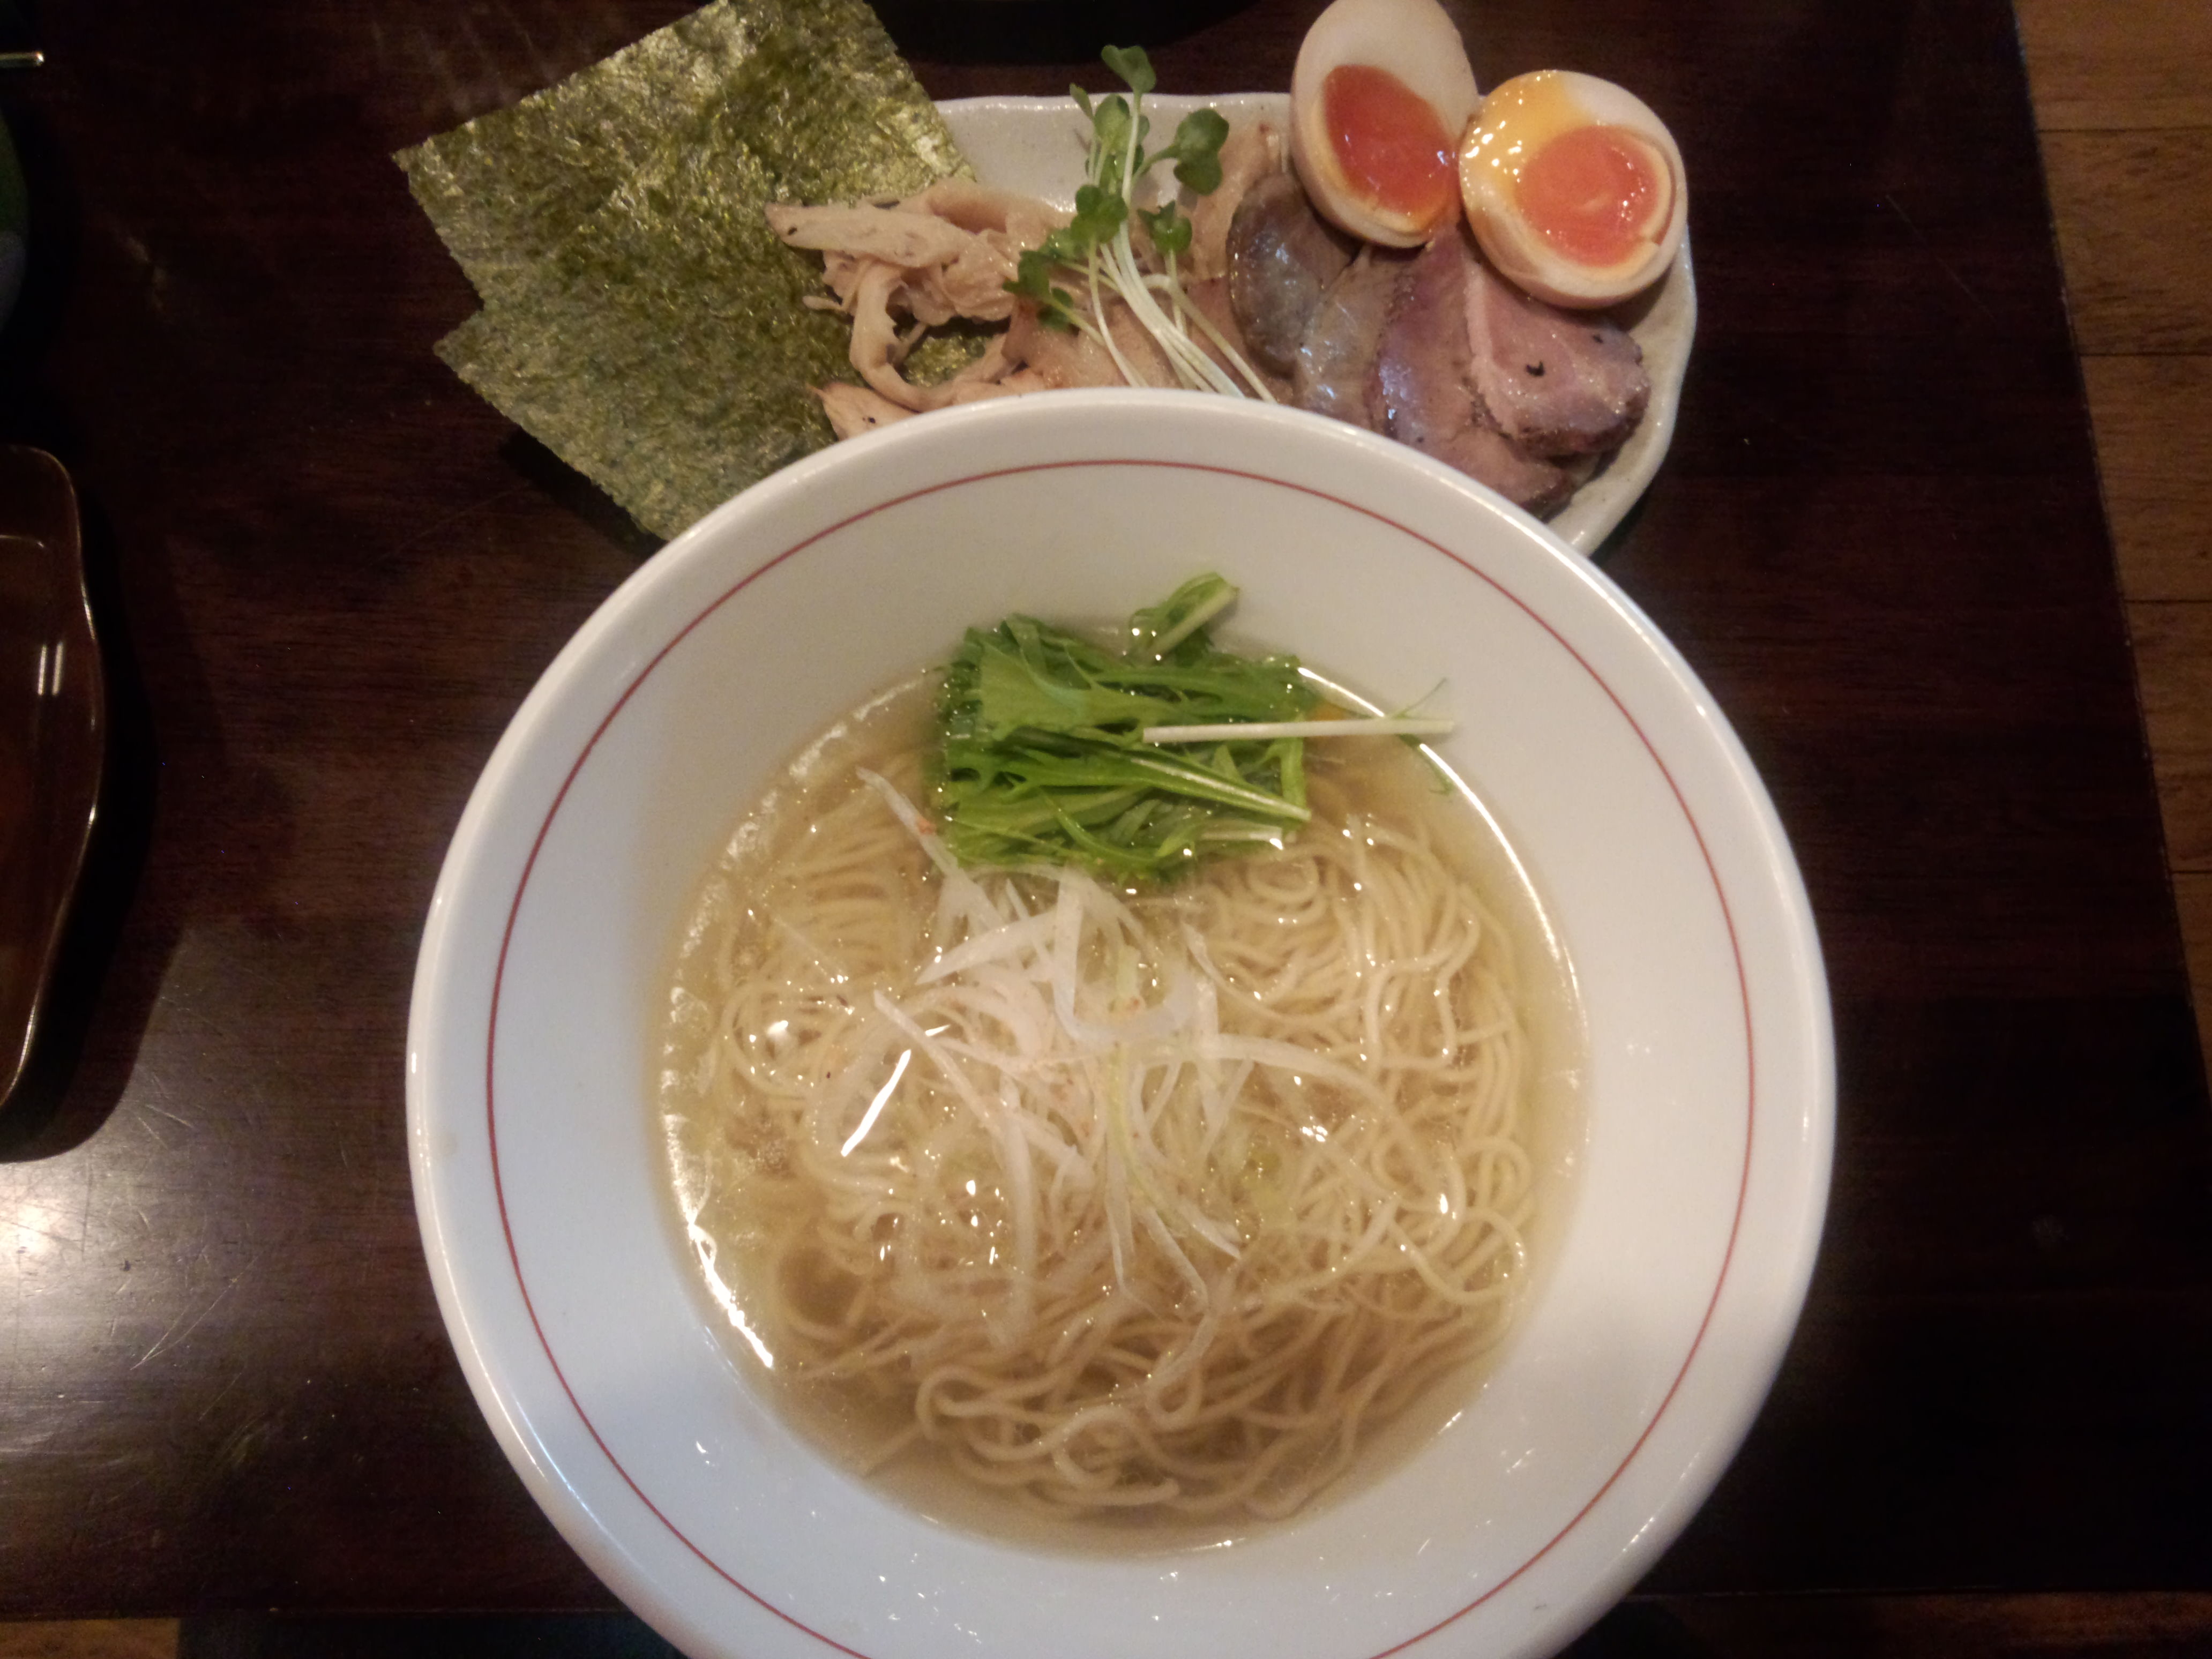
[
  {"xmin": 1290, "ymin": 0, "xmax": 1482, "ymax": 248},
  {"xmin": 1458, "ymin": 70, "xmax": 1686, "ymax": 308}
]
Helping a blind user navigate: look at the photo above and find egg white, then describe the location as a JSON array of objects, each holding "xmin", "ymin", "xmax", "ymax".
[{"xmin": 1290, "ymin": 0, "xmax": 1481, "ymax": 247}]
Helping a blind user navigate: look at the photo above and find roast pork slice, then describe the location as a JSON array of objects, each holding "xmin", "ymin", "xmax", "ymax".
[
  {"xmin": 1189, "ymin": 121, "xmax": 1287, "ymax": 281},
  {"xmin": 1368, "ymin": 229, "xmax": 1575, "ymax": 513},
  {"xmin": 1292, "ymin": 246, "xmax": 1410, "ymax": 430},
  {"xmin": 1464, "ymin": 255, "xmax": 1649, "ymax": 456},
  {"xmin": 1227, "ymin": 173, "xmax": 1359, "ymax": 377}
]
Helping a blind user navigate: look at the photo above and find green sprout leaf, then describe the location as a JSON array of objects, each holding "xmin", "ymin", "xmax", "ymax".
[
  {"xmin": 1140, "ymin": 200, "xmax": 1193, "ymax": 259},
  {"xmin": 1088, "ymin": 93, "xmax": 1137, "ymax": 191},
  {"xmin": 1159, "ymin": 107, "xmax": 1231, "ymax": 196},
  {"xmin": 1069, "ymin": 182, "xmax": 1130, "ymax": 249},
  {"xmin": 1101, "ymin": 44, "xmax": 1158, "ymax": 98},
  {"xmin": 998, "ymin": 47, "xmax": 1275, "ymax": 403},
  {"xmin": 1008, "ymin": 249, "xmax": 1081, "ymax": 330}
]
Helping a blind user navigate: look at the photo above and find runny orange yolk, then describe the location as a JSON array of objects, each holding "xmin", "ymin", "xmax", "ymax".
[
  {"xmin": 1513, "ymin": 124, "xmax": 1661, "ymax": 267},
  {"xmin": 1322, "ymin": 63, "xmax": 1458, "ymax": 226}
]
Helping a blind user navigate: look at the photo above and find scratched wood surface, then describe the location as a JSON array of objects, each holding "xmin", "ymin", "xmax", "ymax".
[
  {"xmin": 2021, "ymin": 0, "xmax": 2212, "ymax": 1087},
  {"xmin": 1, "ymin": 0, "xmax": 2209, "ymax": 1654}
]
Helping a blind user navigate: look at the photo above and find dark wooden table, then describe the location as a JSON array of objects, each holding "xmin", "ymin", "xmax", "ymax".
[{"xmin": 3, "ymin": 0, "xmax": 2208, "ymax": 1642}]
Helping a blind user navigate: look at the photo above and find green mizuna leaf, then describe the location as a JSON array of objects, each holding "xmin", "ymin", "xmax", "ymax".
[{"xmin": 930, "ymin": 577, "xmax": 1320, "ymax": 881}]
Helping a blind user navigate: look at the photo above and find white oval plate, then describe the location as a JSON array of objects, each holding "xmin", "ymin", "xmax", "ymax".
[
  {"xmin": 409, "ymin": 390, "xmax": 1822, "ymax": 1659},
  {"xmin": 937, "ymin": 94, "xmax": 1695, "ymax": 556}
]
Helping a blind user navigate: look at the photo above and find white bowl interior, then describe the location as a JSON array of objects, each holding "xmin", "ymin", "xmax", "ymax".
[{"xmin": 408, "ymin": 391, "xmax": 1830, "ymax": 1659}]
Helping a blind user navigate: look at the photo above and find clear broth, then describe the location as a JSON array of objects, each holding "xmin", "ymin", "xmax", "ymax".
[{"xmin": 655, "ymin": 672, "xmax": 1584, "ymax": 1551}]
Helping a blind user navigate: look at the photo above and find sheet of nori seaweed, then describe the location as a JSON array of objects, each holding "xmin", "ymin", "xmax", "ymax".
[{"xmin": 396, "ymin": 0, "xmax": 967, "ymax": 539}]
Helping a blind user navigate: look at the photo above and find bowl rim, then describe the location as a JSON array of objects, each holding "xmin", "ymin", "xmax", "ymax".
[{"xmin": 409, "ymin": 388, "xmax": 1832, "ymax": 1659}]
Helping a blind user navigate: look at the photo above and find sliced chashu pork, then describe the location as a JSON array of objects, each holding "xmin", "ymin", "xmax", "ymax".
[
  {"xmin": 1292, "ymin": 246, "xmax": 1410, "ymax": 428},
  {"xmin": 1230, "ymin": 174, "xmax": 1648, "ymax": 512},
  {"xmin": 1369, "ymin": 228, "xmax": 1578, "ymax": 512},
  {"xmin": 1189, "ymin": 122, "xmax": 1289, "ymax": 282},
  {"xmin": 1227, "ymin": 171, "xmax": 1358, "ymax": 377},
  {"xmin": 1463, "ymin": 255, "xmax": 1648, "ymax": 455}
]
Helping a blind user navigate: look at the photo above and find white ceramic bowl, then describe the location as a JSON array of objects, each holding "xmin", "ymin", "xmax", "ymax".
[{"xmin": 407, "ymin": 390, "xmax": 1832, "ymax": 1659}]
